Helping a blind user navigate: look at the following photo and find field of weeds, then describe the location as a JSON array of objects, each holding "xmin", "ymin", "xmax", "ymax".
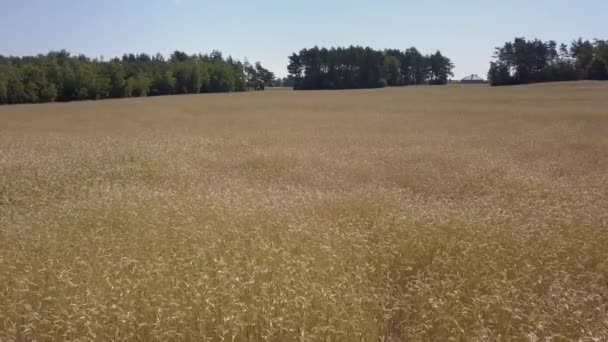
[{"xmin": 1, "ymin": 82, "xmax": 608, "ymax": 340}]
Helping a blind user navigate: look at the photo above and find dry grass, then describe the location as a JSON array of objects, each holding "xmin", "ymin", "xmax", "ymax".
[{"xmin": 1, "ymin": 82, "xmax": 608, "ymax": 341}]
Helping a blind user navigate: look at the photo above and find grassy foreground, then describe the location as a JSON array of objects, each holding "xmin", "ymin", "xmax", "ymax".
[{"xmin": 1, "ymin": 82, "xmax": 607, "ymax": 340}]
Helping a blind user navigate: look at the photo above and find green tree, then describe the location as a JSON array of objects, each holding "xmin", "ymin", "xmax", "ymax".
[
  {"xmin": 287, "ymin": 54, "xmax": 303, "ymax": 88},
  {"xmin": 488, "ymin": 62, "xmax": 512, "ymax": 86},
  {"xmin": 595, "ymin": 40, "xmax": 608, "ymax": 63},
  {"xmin": 0, "ymin": 79, "xmax": 7, "ymax": 104},
  {"xmin": 287, "ymin": 46, "xmax": 448, "ymax": 90},
  {"xmin": 0, "ymin": 49, "xmax": 271, "ymax": 104},
  {"xmin": 39, "ymin": 82, "xmax": 58, "ymax": 102},
  {"xmin": 428, "ymin": 51, "xmax": 454, "ymax": 85},
  {"xmin": 21, "ymin": 65, "xmax": 44, "ymax": 103},
  {"xmin": 107, "ymin": 63, "xmax": 129, "ymax": 98},
  {"xmin": 244, "ymin": 61, "xmax": 259, "ymax": 90},
  {"xmin": 486, "ymin": 37, "xmax": 606, "ymax": 86},
  {"xmin": 129, "ymin": 73, "xmax": 151, "ymax": 97},
  {"xmin": 173, "ymin": 62, "xmax": 195, "ymax": 94},
  {"xmin": 571, "ymin": 38, "xmax": 594, "ymax": 76},
  {"xmin": 255, "ymin": 62, "xmax": 275, "ymax": 87},
  {"xmin": 207, "ymin": 62, "xmax": 235, "ymax": 92},
  {"xmin": 383, "ymin": 55, "xmax": 400, "ymax": 86},
  {"xmin": 151, "ymin": 70, "xmax": 176, "ymax": 95},
  {"xmin": 187, "ymin": 63, "xmax": 202, "ymax": 93},
  {"xmin": 227, "ymin": 57, "xmax": 246, "ymax": 91},
  {"xmin": 588, "ymin": 58, "xmax": 608, "ymax": 80},
  {"xmin": 7, "ymin": 71, "xmax": 26, "ymax": 104}
]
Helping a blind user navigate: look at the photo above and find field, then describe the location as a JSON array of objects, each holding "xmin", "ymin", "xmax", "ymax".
[{"xmin": 1, "ymin": 82, "xmax": 608, "ymax": 341}]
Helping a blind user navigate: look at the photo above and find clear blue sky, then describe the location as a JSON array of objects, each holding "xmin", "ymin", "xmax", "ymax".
[{"xmin": 2, "ymin": 0, "xmax": 607, "ymax": 79}]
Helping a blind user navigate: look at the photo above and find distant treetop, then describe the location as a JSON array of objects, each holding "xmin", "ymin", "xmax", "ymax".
[
  {"xmin": 488, "ymin": 38, "xmax": 608, "ymax": 86},
  {"xmin": 287, "ymin": 46, "xmax": 454, "ymax": 90},
  {"xmin": 0, "ymin": 50, "xmax": 276, "ymax": 105}
]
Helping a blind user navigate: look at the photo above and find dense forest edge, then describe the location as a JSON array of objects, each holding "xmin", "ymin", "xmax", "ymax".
[
  {"xmin": 0, "ymin": 50, "xmax": 276, "ymax": 105},
  {"xmin": 287, "ymin": 46, "xmax": 454, "ymax": 90},
  {"xmin": 2, "ymin": 38, "xmax": 608, "ymax": 104},
  {"xmin": 488, "ymin": 38, "xmax": 608, "ymax": 86}
]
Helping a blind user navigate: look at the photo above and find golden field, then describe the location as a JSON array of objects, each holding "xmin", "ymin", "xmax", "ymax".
[{"xmin": 1, "ymin": 82, "xmax": 608, "ymax": 341}]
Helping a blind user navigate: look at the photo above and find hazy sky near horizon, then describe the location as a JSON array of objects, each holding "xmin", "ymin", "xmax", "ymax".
[{"xmin": 2, "ymin": 0, "xmax": 607, "ymax": 79}]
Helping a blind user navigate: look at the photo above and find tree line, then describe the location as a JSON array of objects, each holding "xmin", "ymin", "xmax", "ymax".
[
  {"xmin": 0, "ymin": 50, "xmax": 276, "ymax": 105},
  {"xmin": 287, "ymin": 46, "xmax": 454, "ymax": 90},
  {"xmin": 488, "ymin": 38, "xmax": 608, "ymax": 86}
]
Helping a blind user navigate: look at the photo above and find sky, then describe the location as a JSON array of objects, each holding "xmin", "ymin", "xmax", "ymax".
[{"xmin": 1, "ymin": 0, "xmax": 607, "ymax": 79}]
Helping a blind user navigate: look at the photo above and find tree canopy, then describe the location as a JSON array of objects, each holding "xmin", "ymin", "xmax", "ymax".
[
  {"xmin": 0, "ymin": 50, "xmax": 274, "ymax": 105},
  {"xmin": 287, "ymin": 46, "xmax": 454, "ymax": 90},
  {"xmin": 488, "ymin": 38, "xmax": 608, "ymax": 86}
]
